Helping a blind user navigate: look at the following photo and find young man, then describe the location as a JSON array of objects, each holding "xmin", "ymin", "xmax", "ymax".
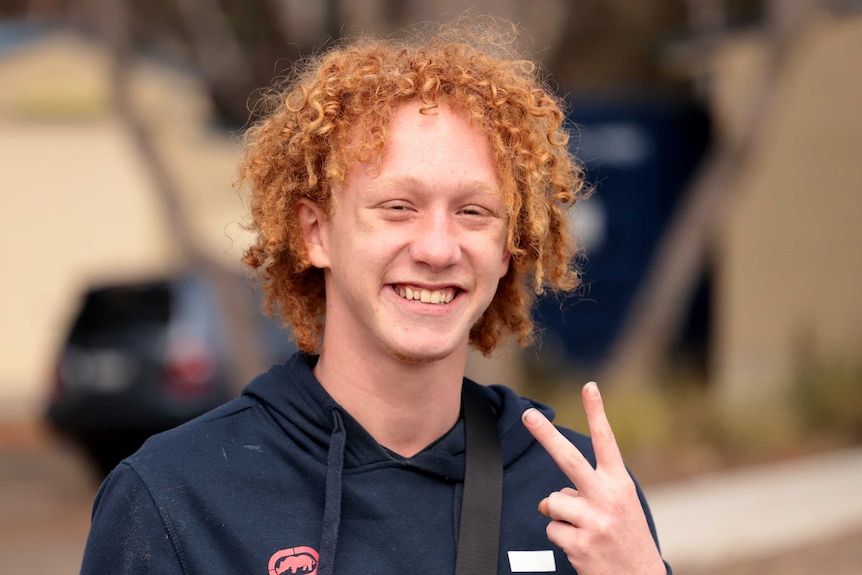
[{"xmin": 81, "ymin": 21, "xmax": 670, "ymax": 575}]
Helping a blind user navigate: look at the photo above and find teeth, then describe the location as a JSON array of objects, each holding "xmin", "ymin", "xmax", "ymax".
[{"xmin": 395, "ymin": 286, "xmax": 455, "ymax": 305}]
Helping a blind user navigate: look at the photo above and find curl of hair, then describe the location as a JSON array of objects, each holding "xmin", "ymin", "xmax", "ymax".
[{"xmin": 238, "ymin": 18, "xmax": 586, "ymax": 355}]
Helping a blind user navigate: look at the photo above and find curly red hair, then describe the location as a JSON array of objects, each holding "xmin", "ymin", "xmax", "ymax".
[{"xmin": 238, "ymin": 20, "xmax": 586, "ymax": 355}]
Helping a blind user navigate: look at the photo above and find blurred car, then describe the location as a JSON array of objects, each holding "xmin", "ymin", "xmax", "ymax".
[{"xmin": 46, "ymin": 270, "xmax": 296, "ymax": 477}]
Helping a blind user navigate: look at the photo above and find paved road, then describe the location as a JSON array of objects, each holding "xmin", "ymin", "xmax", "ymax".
[
  {"xmin": 0, "ymin": 431, "xmax": 96, "ymax": 574},
  {"xmin": 645, "ymin": 446, "xmax": 862, "ymax": 572}
]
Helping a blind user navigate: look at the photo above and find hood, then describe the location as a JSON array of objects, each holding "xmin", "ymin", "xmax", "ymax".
[{"xmin": 241, "ymin": 351, "xmax": 555, "ymax": 481}]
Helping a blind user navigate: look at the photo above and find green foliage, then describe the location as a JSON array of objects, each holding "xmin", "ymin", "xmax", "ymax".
[{"xmin": 794, "ymin": 361, "xmax": 862, "ymax": 441}]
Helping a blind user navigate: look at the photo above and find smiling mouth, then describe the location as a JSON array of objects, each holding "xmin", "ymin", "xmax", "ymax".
[{"xmin": 394, "ymin": 285, "xmax": 457, "ymax": 304}]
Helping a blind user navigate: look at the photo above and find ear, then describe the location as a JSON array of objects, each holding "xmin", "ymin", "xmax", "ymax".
[
  {"xmin": 499, "ymin": 245, "xmax": 511, "ymax": 279},
  {"xmin": 500, "ymin": 238, "xmax": 512, "ymax": 279},
  {"xmin": 296, "ymin": 199, "xmax": 331, "ymax": 269}
]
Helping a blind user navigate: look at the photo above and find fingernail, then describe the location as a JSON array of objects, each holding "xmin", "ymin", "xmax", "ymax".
[
  {"xmin": 538, "ymin": 497, "xmax": 550, "ymax": 517},
  {"xmin": 522, "ymin": 408, "xmax": 542, "ymax": 427},
  {"xmin": 585, "ymin": 381, "xmax": 599, "ymax": 398}
]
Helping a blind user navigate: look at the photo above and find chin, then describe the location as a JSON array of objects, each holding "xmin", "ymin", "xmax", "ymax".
[{"xmin": 388, "ymin": 343, "xmax": 458, "ymax": 365}]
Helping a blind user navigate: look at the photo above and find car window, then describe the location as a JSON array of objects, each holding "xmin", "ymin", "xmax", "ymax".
[{"xmin": 70, "ymin": 283, "xmax": 172, "ymax": 336}]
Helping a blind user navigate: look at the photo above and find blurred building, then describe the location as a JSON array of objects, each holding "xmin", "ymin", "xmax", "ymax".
[
  {"xmin": 0, "ymin": 22, "xmax": 250, "ymax": 414},
  {"xmin": 534, "ymin": 4, "xmax": 862, "ymax": 412},
  {"xmin": 707, "ymin": 9, "xmax": 862, "ymax": 406}
]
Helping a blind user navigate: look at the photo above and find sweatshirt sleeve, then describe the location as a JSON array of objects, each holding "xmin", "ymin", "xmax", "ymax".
[{"xmin": 80, "ymin": 462, "xmax": 185, "ymax": 575}]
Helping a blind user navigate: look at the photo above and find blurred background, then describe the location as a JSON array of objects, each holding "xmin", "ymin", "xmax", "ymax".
[{"xmin": 1, "ymin": 0, "xmax": 861, "ymax": 573}]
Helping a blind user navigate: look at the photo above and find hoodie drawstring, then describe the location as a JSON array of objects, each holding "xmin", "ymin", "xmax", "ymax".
[{"xmin": 318, "ymin": 409, "xmax": 346, "ymax": 575}]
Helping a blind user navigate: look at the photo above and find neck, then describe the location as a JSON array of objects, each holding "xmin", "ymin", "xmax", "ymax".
[{"xmin": 313, "ymin": 340, "xmax": 468, "ymax": 458}]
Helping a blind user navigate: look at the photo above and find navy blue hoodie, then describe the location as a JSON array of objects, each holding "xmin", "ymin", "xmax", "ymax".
[{"xmin": 81, "ymin": 352, "xmax": 667, "ymax": 574}]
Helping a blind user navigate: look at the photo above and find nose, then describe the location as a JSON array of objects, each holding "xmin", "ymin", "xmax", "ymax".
[{"xmin": 409, "ymin": 211, "xmax": 462, "ymax": 271}]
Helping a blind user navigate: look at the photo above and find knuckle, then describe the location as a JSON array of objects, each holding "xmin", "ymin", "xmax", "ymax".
[
  {"xmin": 594, "ymin": 517, "xmax": 612, "ymax": 536},
  {"xmin": 565, "ymin": 551, "xmax": 583, "ymax": 568},
  {"xmin": 545, "ymin": 520, "xmax": 563, "ymax": 544},
  {"xmin": 562, "ymin": 450, "xmax": 585, "ymax": 471},
  {"xmin": 545, "ymin": 491, "xmax": 566, "ymax": 516}
]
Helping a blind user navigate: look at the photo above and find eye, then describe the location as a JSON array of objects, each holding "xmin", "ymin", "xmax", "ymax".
[
  {"xmin": 381, "ymin": 201, "xmax": 413, "ymax": 211},
  {"xmin": 459, "ymin": 205, "xmax": 495, "ymax": 217},
  {"xmin": 376, "ymin": 200, "xmax": 416, "ymax": 220}
]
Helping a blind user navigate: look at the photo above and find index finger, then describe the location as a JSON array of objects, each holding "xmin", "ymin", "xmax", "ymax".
[{"xmin": 522, "ymin": 405, "xmax": 597, "ymax": 493}]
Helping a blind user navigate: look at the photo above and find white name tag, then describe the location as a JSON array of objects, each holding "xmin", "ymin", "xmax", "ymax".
[{"xmin": 507, "ymin": 550, "xmax": 557, "ymax": 572}]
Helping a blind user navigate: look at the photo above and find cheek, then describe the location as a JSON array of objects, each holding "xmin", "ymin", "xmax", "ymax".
[
  {"xmin": 468, "ymin": 232, "xmax": 510, "ymax": 281},
  {"xmin": 333, "ymin": 230, "xmax": 400, "ymax": 282}
]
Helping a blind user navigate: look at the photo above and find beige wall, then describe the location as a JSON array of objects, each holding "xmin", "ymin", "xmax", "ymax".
[
  {"xmin": 714, "ymin": 14, "xmax": 862, "ymax": 406},
  {"xmin": 0, "ymin": 31, "xmax": 250, "ymax": 414}
]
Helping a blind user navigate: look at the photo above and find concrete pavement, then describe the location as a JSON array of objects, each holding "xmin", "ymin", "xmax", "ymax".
[{"xmin": 645, "ymin": 446, "xmax": 862, "ymax": 570}]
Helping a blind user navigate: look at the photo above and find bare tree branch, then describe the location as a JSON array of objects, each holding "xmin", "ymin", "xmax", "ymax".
[
  {"xmin": 173, "ymin": 0, "xmax": 258, "ymax": 124},
  {"xmin": 104, "ymin": 0, "xmax": 267, "ymax": 393}
]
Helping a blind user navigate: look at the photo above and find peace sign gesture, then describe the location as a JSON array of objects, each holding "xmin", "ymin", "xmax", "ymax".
[{"xmin": 522, "ymin": 382, "xmax": 667, "ymax": 575}]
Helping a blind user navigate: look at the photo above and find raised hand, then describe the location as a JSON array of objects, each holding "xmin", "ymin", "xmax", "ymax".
[{"xmin": 521, "ymin": 382, "xmax": 666, "ymax": 575}]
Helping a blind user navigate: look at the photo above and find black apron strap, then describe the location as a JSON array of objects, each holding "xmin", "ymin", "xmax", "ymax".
[{"xmin": 456, "ymin": 383, "xmax": 503, "ymax": 575}]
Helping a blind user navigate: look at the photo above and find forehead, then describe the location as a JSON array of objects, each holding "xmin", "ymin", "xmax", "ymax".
[{"xmin": 352, "ymin": 101, "xmax": 501, "ymax": 186}]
